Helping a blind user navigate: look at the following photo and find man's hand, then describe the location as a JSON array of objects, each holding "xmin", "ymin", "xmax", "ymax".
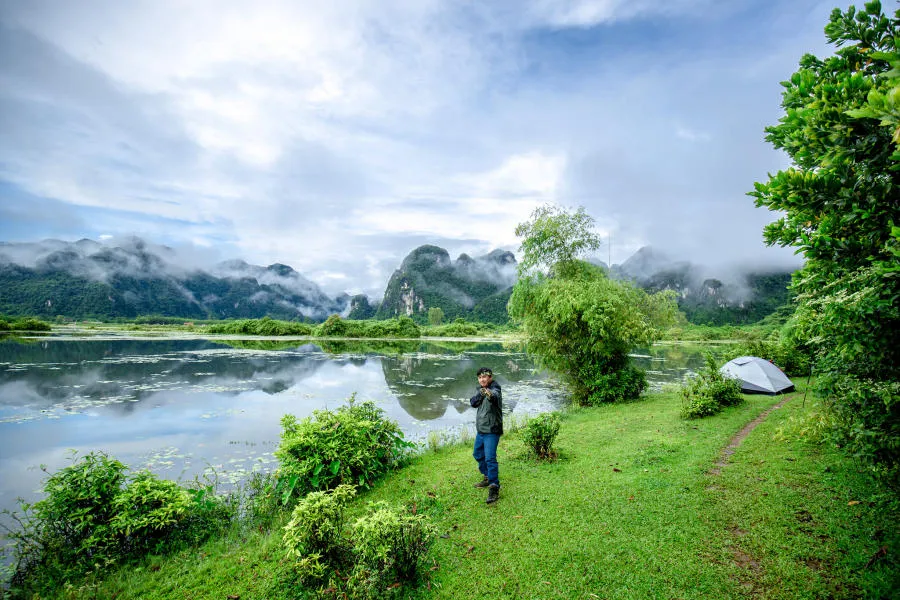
[{"xmin": 481, "ymin": 387, "xmax": 492, "ymax": 398}]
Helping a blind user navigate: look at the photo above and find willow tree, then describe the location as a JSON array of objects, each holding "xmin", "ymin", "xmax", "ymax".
[
  {"xmin": 508, "ymin": 205, "xmax": 678, "ymax": 405},
  {"xmin": 750, "ymin": 2, "xmax": 900, "ymax": 483}
]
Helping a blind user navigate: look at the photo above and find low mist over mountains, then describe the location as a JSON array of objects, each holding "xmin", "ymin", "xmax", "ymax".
[
  {"xmin": 0, "ymin": 237, "xmax": 348, "ymax": 320},
  {"xmin": 0, "ymin": 237, "xmax": 794, "ymax": 325},
  {"xmin": 610, "ymin": 247, "xmax": 793, "ymax": 325}
]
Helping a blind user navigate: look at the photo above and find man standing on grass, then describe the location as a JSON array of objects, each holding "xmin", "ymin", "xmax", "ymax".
[{"xmin": 471, "ymin": 367, "xmax": 503, "ymax": 504}]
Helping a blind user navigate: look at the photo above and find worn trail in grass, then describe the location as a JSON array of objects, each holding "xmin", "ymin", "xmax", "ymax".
[{"xmin": 75, "ymin": 385, "xmax": 898, "ymax": 599}]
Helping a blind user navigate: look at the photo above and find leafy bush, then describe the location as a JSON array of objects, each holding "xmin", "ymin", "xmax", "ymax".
[
  {"xmin": 312, "ymin": 316, "xmax": 422, "ymax": 339},
  {"xmin": 275, "ymin": 396, "xmax": 414, "ymax": 500},
  {"xmin": 0, "ymin": 316, "xmax": 53, "ymax": 332},
  {"xmin": 206, "ymin": 317, "xmax": 312, "ymax": 336},
  {"xmin": 581, "ymin": 361, "xmax": 647, "ymax": 405},
  {"xmin": 283, "ymin": 485, "xmax": 356, "ymax": 569},
  {"xmin": 522, "ymin": 412, "xmax": 562, "ymax": 458},
  {"xmin": 110, "ymin": 471, "xmax": 193, "ymax": 554},
  {"xmin": 680, "ymin": 354, "xmax": 744, "ymax": 419},
  {"xmin": 279, "ymin": 492, "xmax": 436, "ymax": 598},
  {"xmin": 28, "ymin": 452, "xmax": 127, "ymax": 569},
  {"xmin": 424, "ymin": 321, "xmax": 480, "ymax": 337},
  {"xmin": 4, "ymin": 452, "xmax": 230, "ymax": 594},
  {"xmin": 317, "ymin": 314, "xmax": 348, "ymax": 336},
  {"xmin": 350, "ymin": 503, "xmax": 437, "ymax": 597},
  {"xmin": 825, "ymin": 375, "xmax": 900, "ymax": 484},
  {"xmin": 354, "ymin": 317, "xmax": 421, "ymax": 338}
]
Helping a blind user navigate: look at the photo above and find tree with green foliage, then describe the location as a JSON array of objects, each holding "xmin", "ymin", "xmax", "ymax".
[
  {"xmin": 750, "ymin": 1, "xmax": 900, "ymax": 484},
  {"xmin": 514, "ymin": 204, "xmax": 601, "ymax": 278},
  {"xmin": 509, "ymin": 205, "xmax": 678, "ymax": 404},
  {"xmin": 427, "ymin": 306, "xmax": 444, "ymax": 326}
]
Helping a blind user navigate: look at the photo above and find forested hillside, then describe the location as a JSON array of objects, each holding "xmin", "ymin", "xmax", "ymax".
[
  {"xmin": 375, "ymin": 245, "xmax": 516, "ymax": 324},
  {"xmin": 0, "ymin": 238, "xmax": 348, "ymax": 320}
]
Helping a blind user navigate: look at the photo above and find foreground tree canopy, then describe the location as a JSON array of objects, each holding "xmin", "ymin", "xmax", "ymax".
[
  {"xmin": 509, "ymin": 205, "xmax": 678, "ymax": 404},
  {"xmin": 750, "ymin": 1, "xmax": 900, "ymax": 483}
]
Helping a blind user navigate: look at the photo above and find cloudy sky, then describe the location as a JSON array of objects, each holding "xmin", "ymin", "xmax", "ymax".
[{"xmin": 0, "ymin": 0, "xmax": 849, "ymax": 297}]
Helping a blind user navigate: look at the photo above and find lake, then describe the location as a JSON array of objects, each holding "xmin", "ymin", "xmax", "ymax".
[{"xmin": 0, "ymin": 335, "xmax": 715, "ymax": 516}]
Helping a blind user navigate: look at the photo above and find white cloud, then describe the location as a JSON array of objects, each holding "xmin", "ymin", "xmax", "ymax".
[
  {"xmin": 675, "ymin": 124, "xmax": 711, "ymax": 142},
  {"xmin": 523, "ymin": 0, "xmax": 714, "ymax": 28},
  {"xmin": 1, "ymin": 0, "xmax": 846, "ymax": 296}
]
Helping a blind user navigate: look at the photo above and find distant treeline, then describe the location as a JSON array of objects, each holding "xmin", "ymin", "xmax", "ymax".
[
  {"xmin": 204, "ymin": 316, "xmax": 508, "ymax": 338},
  {"xmin": 206, "ymin": 316, "xmax": 421, "ymax": 338}
]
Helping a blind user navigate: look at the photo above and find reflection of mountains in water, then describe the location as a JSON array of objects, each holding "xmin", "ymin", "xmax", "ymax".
[
  {"xmin": 0, "ymin": 338, "xmax": 552, "ymax": 424},
  {"xmin": 0, "ymin": 339, "xmax": 329, "ymax": 415},
  {"xmin": 381, "ymin": 348, "xmax": 533, "ymax": 421}
]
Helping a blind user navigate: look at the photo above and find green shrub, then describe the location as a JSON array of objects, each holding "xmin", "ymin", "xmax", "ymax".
[
  {"xmin": 275, "ymin": 396, "xmax": 414, "ymax": 501},
  {"xmin": 3, "ymin": 317, "xmax": 52, "ymax": 332},
  {"xmin": 279, "ymin": 492, "xmax": 436, "ymax": 598},
  {"xmin": 353, "ymin": 317, "xmax": 421, "ymax": 338},
  {"xmin": 317, "ymin": 314, "xmax": 348, "ymax": 336},
  {"xmin": 4, "ymin": 452, "xmax": 231, "ymax": 594},
  {"xmin": 582, "ymin": 362, "xmax": 647, "ymax": 405},
  {"xmin": 350, "ymin": 503, "xmax": 437, "ymax": 596},
  {"xmin": 283, "ymin": 485, "xmax": 356, "ymax": 567},
  {"xmin": 111, "ymin": 471, "xmax": 193, "ymax": 554},
  {"xmin": 207, "ymin": 317, "xmax": 312, "ymax": 336},
  {"xmin": 255, "ymin": 316, "xmax": 312, "ymax": 336},
  {"xmin": 680, "ymin": 354, "xmax": 744, "ymax": 419},
  {"xmin": 522, "ymin": 412, "xmax": 562, "ymax": 458},
  {"xmin": 29, "ymin": 452, "xmax": 127, "ymax": 568},
  {"xmin": 825, "ymin": 375, "xmax": 900, "ymax": 484},
  {"xmin": 425, "ymin": 322, "xmax": 479, "ymax": 337}
]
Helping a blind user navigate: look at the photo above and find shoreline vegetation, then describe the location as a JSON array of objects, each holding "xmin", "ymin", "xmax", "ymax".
[
  {"xmin": 3, "ymin": 381, "xmax": 897, "ymax": 598},
  {"xmin": 1, "ymin": 315, "xmax": 789, "ymax": 344}
]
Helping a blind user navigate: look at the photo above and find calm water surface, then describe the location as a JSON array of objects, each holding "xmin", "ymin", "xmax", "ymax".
[{"xmin": 0, "ymin": 336, "xmax": 716, "ymax": 514}]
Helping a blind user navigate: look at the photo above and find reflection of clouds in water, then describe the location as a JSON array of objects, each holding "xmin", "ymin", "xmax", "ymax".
[{"xmin": 0, "ymin": 343, "xmax": 335, "ymax": 423}]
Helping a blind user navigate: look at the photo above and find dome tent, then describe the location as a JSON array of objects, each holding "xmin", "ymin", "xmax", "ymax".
[{"xmin": 719, "ymin": 356, "xmax": 794, "ymax": 395}]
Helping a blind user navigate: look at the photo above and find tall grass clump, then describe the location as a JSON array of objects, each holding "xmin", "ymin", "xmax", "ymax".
[
  {"xmin": 680, "ymin": 354, "xmax": 744, "ymax": 419},
  {"xmin": 275, "ymin": 395, "xmax": 415, "ymax": 502}
]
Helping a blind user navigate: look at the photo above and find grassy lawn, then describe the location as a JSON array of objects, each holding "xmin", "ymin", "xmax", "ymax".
[{"xmin": 45, "ymin": 384, "xmax": 898, "ymax": 599}]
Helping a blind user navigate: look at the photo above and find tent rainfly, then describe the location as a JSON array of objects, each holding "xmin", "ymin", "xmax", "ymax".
[{"xmin": 719, "ymin": 356, "xmax": 795, "ymax": 395}]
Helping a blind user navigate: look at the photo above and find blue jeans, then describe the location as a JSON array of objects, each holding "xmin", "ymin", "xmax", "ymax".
[{"xmin": 473, "ymin": 432, "xmax": 500, "ymax": 487}]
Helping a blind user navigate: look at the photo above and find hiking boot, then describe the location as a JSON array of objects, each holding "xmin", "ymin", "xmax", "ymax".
[
  {"xmin": 486, "ymin": 484, "xmax": 500, "ymax": 504},
  {"xmin": 474, "ymin": 476, "xmax": 490, "ymax": 488}
]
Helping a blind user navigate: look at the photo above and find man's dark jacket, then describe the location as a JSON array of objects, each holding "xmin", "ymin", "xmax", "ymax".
[{"xmin": 470, "ymin": 380, "xmax": 503, "ymax": 435}]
